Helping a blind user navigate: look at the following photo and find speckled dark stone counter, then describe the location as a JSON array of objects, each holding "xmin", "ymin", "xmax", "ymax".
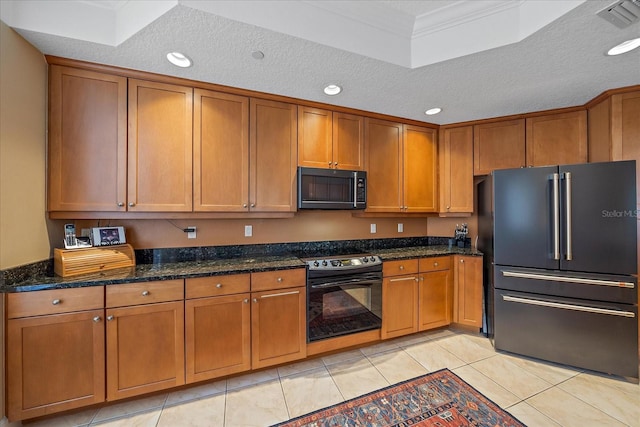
[{"xmin": 1, "ymin": 238, "xmax": 480, "ymax": 293}]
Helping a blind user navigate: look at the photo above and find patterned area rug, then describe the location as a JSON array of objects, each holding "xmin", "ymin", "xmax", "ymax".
[{"xmin": 273, "ymin": 368, "xmax": 526, "ymax": 427}]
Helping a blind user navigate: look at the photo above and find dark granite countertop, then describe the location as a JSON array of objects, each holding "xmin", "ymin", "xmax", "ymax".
[{"xmin": 1, "ymin": 244, "xmax": 481, "ymax": 293}]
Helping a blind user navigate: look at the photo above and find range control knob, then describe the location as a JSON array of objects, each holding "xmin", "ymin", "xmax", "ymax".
[
  {"xmin": 362, "ymin": 257, "xmax": 369, "ymax": 263},
  {"xmin": 322, "ymin": 260, "xmax": 328, "ymax": 267},
  {"xmin": 331, "ymin": 260, "xmax": 341, "ymax": 267},
  {"xmin": 370, "ymin": 256, "xmax": 376, "ymax": 262},
  {"xmin": 313, "ymin": 261, "xmax": 319, "ymax": 267}
]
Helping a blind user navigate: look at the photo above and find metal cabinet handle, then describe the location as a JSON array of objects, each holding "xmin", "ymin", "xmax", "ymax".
[
  {"xmin": 399, "ymin": 265, "xmax": 404, "ymax": 270},
  {"xmin": 243, "ymin": 203, "xmax": 248, "ymax": 208},
  {"xmin": 107, "ymin": 315, "xmax": 114, "ymax": 321},
  {"xmin": 328, "ymin": 161, "xmax": 332, "ymax": 166},
  {"xmin": 434, "ymin": 262, "xmax": 439, "ymax": 267},
  {"xmin": 129, "ymin": 202, "xmax": 135, "ymax": 207},
  {"xmin": 446, "ymin": 206, "xmax": 450, "ymax": 210},
  {"xmin": 460, "ymin": 259, "xmax": 465, "ymax": 263},
  {"xmin": 250, "ymin": 203, "xmax": 255, "ymax": 208},
  {"xmin": 243, "ymin": 299, "xmax": 249, "ymax": 304},
  {"xmin": 252, "ymin": 298, "xmax": 258, "ymax": 303},
  {"xmin": 261, "ymin": 290, "xmax": 300, "ymax": 298},
  {"xmin": 141, "ymin": 290, "xmax": 150, "ymax": 296},
  {"xmin": 501, "ymin": 270, "xmax": 635, "ymax": 288},
  {"xmin": 277, "ymin": 277, "xmax": 283, "ymax": 282},
  {"xmin": 334, "ymin": 162, "xmax": 338, "ymax": 166},
  {"xmin": 389, "ymin": 276, "xmax": 418, "ymax": 282},
  {"xmin": 93, "ymin": 316, "xmax": 101, "ymax": 323},
  {"xmin": 52, "ymin": 299, "xmax": 61, "ymax": 305},
  {"xmin": 502, "ymin": 295, "xmax": 635, "ymax": 318},
  {"xmin": 117, "ymin": 202, "xmax": 124, "ymax": 207}
]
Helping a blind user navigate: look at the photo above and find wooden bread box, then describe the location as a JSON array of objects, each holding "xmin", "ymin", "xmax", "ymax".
[{"xmin": 54, "ymin": 244, "xmax": 136, "ymax": 277}]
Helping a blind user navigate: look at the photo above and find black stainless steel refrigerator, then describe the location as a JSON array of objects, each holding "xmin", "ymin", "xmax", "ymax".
[{"xmin": 480, "ymin": 160, "xmax": 638, "ymax": 379}]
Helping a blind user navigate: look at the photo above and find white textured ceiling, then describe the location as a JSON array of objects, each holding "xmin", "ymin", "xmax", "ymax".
[{"xmin": 1, "ymin": 0, "xmax": 639, "ymax": 125}]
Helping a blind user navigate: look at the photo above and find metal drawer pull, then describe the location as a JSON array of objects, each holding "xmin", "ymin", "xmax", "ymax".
[
  {"xmin": 216, "ymin": 284, "xmax": 223, "ymax": 288},
  {"xmin": 261, "ymin": 290, "xmax": 300, "ymax": 299},
  {"xmin": 277, "ymin": 277, "xmax": 283, "ymax": 282},
  {"xmin": 141, "ymin": 290, "xmax": 150, "ymax": 296},
  {"xmin": 502, "ymin": 270, "xmax": 634, "ymax": 288},
  {"xmin": 93, "ymin": 316, "xmax": 101, "ymax": 323},
  {"xmin": 389, "ymin": 277, "xmax": 418, "ymax": 282},
  {"xmin": 502, "ymin": 295, "xmax": 636, "ymax": 318},
  {"xmin": 52, "ymin": 299, "xmax": 61, "ymax": 305},
  {"xmin": 399, "ymin": 265, "xmax": 404, "ymax": 270},
  {"xmin": 434, "ymin": 262, "xmax": 438, "ymax": 267},
  {"xmin": 107, "ymin": 315, "xmax": 114, "ymax": 321}
]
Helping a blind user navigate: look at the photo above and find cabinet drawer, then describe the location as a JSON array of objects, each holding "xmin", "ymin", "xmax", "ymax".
[
  {"xmin": 419, "ymin": 256, "xmax": 451, "ymax": 272},
  {"xmin": 106, "ymin": 280, "xmax": 184, "ymax": 308},
  {"xmin": 383, "ymin": 259, "xmax": 419, "ymax": 277},
  {"xmin": 251, "ymin": 269, "xmax": 306, "ymax": 292},
  {"xmin": 7, "ymin": 287, "xmax": 104, "ymax": 319},
  {"xmin": 186, "ymin": 274, "xmax": 250, "ymax": 299}
]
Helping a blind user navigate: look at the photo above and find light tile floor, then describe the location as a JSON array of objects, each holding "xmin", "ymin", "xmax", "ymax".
[{"xmin": 3, "ymin": 328, "xmax": 639, "ymax": 427}]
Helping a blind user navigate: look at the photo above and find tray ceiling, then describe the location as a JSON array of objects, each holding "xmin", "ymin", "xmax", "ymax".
[{"xmin": 1, "ymin": 0, "xmax": 638, "ymax": 124}]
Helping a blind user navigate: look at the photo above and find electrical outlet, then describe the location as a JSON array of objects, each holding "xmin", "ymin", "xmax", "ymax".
[
  {"xmin": 397, "ymin": 223, "xmax": 403, "ymax": 233},
  {"xmin": 370, "ymin": 223, "xmax": 377, "ymax": 234},
  {"xmin": 245, "ymin": 225, "xmax": 253, "ymax": 237},
  {"xmin": 187, "ymin": 226, "xmax": 196, "ymax": 239}
]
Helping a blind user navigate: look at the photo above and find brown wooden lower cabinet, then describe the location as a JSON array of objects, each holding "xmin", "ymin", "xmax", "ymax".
[
  {"xmin": 381, "ymin": 259, "xmax": 419, "ymax": 339},
  {"xmin": 453, "ymin": 255, "xmax": 483, "ymax": 328},
  {"xmin": 7, "ymin": 309, "xmax": 105, "ymax": 421},
  {"xmin": 418, "ymin": 257, "xmax": 453, "ymax": 330},
  {"xmin": 251, "ymin": 286, "xmax": 307, "ymax": 368},
  {"xmin": 106, "ymin": 301, "xmax": 185, "ymax": 401},
  {"xmin": 185, "ymin": 293, "xmax": 251, "ymax": 383}
]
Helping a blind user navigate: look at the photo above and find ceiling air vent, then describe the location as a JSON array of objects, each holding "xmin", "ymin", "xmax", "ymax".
[{"xmin": 597, "ymin": 0, "xmax": 640, "ymax": 28}]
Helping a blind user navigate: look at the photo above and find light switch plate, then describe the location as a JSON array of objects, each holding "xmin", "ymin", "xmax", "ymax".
[
  {"xmin": 370, "ymin": 223, "xmax": 377, "ymax": 234},
  {"xmin": 245, "ymin": 225, "xmax": 253, "ymax": 237},
  {"xmin": 397, "ymin": 223, "xmax": 403, "ymax": 233}
]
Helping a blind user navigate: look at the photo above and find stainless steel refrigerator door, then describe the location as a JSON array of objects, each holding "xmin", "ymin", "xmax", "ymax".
[
  {"xmin": 560, "ymin": 161, "xmax": 637, "ymax": 275},
  {"xmin": 494, "ymin": 166, "xmax": 559, "ymax": 270}
]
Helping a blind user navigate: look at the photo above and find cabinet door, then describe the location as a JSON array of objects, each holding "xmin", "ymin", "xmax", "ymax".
[
  {"xmin": 365, "ymin": 118, "xmax": 403, "ymax": 212},
  {"xmin": 298, "ymin": 106, "xmax": 333, "ymax": 169},
  {"xmin": 453, "ymin": 256, "xmax": 483, "ymax": 328},
  {"xmin": 250, "ymin": 98, "xmax": 297, "ymax": 212},
  {"xmin": 612, "ymin": 90, "xmax": 640, "ymax": 204},
  {"xmin": 7, "ymin": 310, "xmax": 105, "ymax": 421},
  {"xmin": 333, "ymin": 112, "xmax": 364, "ymax": 170},
  {"xmin": 48, "ymin": 66, "xmax": 127, "ymax": 212},
  {"xmin": 128, "ymin": 79, "xmax": 193, "ymax": 212},
  {"xmin": 474, "ymin": 119, "xmax": 525, "ymax": 175},
  {"xmin": 106, "ymin": 301, "xmax": 185, "ymax": 400},
  {"xmin": 419, "ymin": 270, "xmax": 453, "ymax": 331},
  {"xmin": 194, "ymin": 89, "xmax": 249, "ymax": 211},
  {"xmin": 404, "ymin": 125, "xmax": 438, "ymax": 212},
  {"xmin": 439, "ymin": 126, "xmax": 473, "ymax": 214},
  {"xmin": 381, "ymin": 275, "xmax": 418, "ymax": 339},
  {"xmin": 526, "ymin": 110, "xmax": 587, "ymax": 167},
  {"xmin": 251, "ymin": 286, "xmax": 306, "ymax": 368},
  {"xmin": 186, "ymin": 294, "xmax": 251, "ymax": 383}
]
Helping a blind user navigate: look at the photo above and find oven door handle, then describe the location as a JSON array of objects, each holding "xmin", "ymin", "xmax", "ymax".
[
  {"xmin": 502, "ymin": 295, "xmax": 636, "ymax": 318},
  {"xmin": 311, "ymin": 279, "xmax": 381, "ymax": 289}
]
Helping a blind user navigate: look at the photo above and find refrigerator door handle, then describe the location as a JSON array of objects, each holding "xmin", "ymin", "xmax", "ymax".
[
  {"xmin": 502, "ymin": 295, "xmax": 636, "ymax": 318},
  {"xmin": 564, "ymin": 172, "xmax": 573, "ymax": 261},
  {"xmin": 552, "ymin": 173, "xmax": 560, "ymax": 260},
  {"xmin": 501, "ymin": 270, "xmax": 635, "ymax": 288}
]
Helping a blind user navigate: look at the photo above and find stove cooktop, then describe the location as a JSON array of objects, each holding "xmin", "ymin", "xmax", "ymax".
[{"xmin": 302, "ymin": 254, "xmax": 382, "ymax": 271}]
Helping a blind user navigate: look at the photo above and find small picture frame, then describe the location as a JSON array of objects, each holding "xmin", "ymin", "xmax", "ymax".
[{"xmin": 91, "ymin": 226, "xmax": 126, "ymax": 246}]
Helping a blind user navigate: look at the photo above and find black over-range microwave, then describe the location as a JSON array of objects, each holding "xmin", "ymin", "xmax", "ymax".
[{"xmin": 297, "ymin": 167, "xmax": 367, "ymax": 210}]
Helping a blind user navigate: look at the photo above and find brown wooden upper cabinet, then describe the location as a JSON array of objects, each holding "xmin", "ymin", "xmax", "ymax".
[
  {"xmin": 439, "ymin": 126, "xmax": 473, "ymax": 214},
  {"xmin": 250, "ymin": 98, "xmax": 298, "ymax": 212},
  {"xmin": 298, "ymin": 107, "xmax": 364, "ymax": 170},
  {"xmin": 473, "ymin": 119, "xmax": 525, "ymax": 175},
  {"xmin": 526, "ymin": 110, "xmax": 587, "ymax": 167},
  {"xmin": 48, "ymin": 66, "xmax": 127, "ymax": 212},
  {"xmin": 128, "ymin": 79, "xmax": 193, "ymax": 212},
  {"xmin": 474, "ymin": 111, "xmax": 588, "ymax": 175},
  {"xmin": 365, "ymin": 119, "xmax": 438, "ymax": 213},
  {"xmin": 194, "ymin": 89, "xmax": 250, "ymax": 212}
]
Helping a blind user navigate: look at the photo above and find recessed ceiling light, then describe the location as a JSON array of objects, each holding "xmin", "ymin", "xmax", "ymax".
[
  {"xmin": 607, "ymin": 37, "xmax": 640, "ymax": 55},
  {"xmin": 166, "ymin": 52, "xmax": 192, "ymax": 68},
  {"xmin": 252, "ymin": 51, "xmax": 265, "ymax": 60},
  {"xmin": 324, "ymin": 84, "xmax": 342, "ymax": 95},
  {"xmin": 425, "ymin": 108, "xmax": 442, "ymax": 115}
]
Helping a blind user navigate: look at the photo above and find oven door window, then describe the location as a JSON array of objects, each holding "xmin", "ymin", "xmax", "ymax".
[{"xmin": 308, "ymin": 282, "xmax": 382, "ymax": 342}]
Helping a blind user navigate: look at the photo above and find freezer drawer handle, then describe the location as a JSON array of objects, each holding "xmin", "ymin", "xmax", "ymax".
[
  {"xmin": 501, "ymin": 270, "xmax": 635, "ymax": 288},
  {"xmin": 502, "ymin": 295, "xmax": 636, "ymax": 318}
]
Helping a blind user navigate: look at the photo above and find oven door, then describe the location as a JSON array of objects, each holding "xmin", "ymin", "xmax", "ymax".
[{"xmin": 307, "ymin": 274, "xmax": 382, "ymax": 342}]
